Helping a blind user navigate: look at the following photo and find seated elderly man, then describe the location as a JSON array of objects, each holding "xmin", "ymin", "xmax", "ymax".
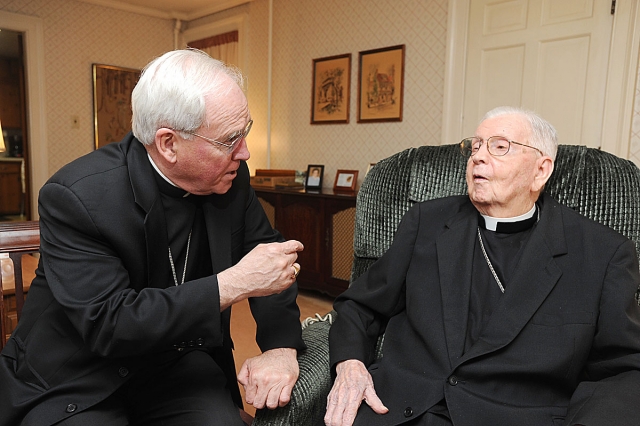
[
  {"xmin": 325, "ymin": 106, "xmax": 640, "ymax": 426},
  {"xmin": 0, "ymin": 49, "xmax": 304, "ymax": 426}
]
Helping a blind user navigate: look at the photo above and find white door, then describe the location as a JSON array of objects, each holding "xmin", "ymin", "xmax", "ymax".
[{"xmin": 461, "ymin": 0, "xmax": 613, "ymax": 148}]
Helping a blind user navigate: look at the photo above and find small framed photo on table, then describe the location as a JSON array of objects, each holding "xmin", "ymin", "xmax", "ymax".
[
  {"xmin": 305, "ymin": 165, "xmax": 324, "ymax": 191},
  {"xmin": 333, "ymin": 169, "xmax": 358, "ymax": 192}
]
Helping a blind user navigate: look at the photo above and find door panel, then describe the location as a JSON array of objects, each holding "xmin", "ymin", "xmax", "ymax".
[
  {"xmin": 535, "ymin": 36, "xmax": 589, "ymax": 143},
  {"xmin": 541, "ymin": 0, "xmax": 594, "ymax": 25},
  {"xmin": 477, "ymin": 45, "xmax": 525, "ymax": 123},
  {"xmin": 483, "ymin": 0, "xmax": 527, "ymax": 34}
]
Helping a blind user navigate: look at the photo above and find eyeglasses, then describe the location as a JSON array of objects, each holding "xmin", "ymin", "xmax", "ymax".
[
  {"xmin": 182, "ymin": 120, "xmax": 253, "ymax": 153},
  {"xmin": 459, "ymin": 136, "xmax": 543, "ymax": 158}
]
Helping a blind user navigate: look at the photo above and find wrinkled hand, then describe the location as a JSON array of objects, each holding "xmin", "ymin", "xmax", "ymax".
[
  {"xmin": 324, "ymin": 360, "xmax": 388, "ymax": 426},
  {"xmin": 237, "ymin": 347, "xmax": 299, "ymax": 409},
  {"xmin": 218, "ymin": 240, "xmax": 303, "ymax": 310}
]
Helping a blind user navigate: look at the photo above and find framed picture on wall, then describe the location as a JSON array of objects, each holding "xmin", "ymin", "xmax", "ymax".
[
  {"xmin": 357, "ymin": 44, "xmax": 405, "ymax": 123},
  {"xmin": 305, "ymin": 164, "xmax": 325, "ymax": 190},
  {"xmin": 92, "ymin": 64, "xmax": 141, "ymax": 149},
  {"xmin": 333, "ymin": 169, "xmax": 358, "ymax": 192},
  {"xmin": 311, "ymin": 54, "xmax": 351, "ymax": 124}
]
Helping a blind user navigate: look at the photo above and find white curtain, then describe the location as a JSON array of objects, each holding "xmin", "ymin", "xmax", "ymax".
[{"xmin": 188, "ymin": 31, "xmax": 238, "ymax": 68}]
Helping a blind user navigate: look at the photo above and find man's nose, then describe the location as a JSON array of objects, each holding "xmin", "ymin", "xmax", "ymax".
[
  {"xmin": 232, "ymin": 138, "xmax": 250, "ymax": 161},
  {"xmin": 472, "ymin": 140, "xmax": 490, "ymax": 162}
]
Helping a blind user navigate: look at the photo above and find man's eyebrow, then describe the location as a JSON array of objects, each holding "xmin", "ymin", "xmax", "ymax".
[
  {"xmin": 222, "ymin": 121, "xmax": 251, "ymax": 141},
  {"xmin": 222, "ymin": 129, "xmax": 243, "ymax": 141}
]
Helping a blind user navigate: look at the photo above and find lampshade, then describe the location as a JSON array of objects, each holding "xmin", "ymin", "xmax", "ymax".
[{"xmin": 0, "ymin": 118, "xmax": 5, "ymax": 152}]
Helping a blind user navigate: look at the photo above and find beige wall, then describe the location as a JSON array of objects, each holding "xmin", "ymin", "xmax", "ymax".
[
  {"xmin": 190, "ymin": 0, "xmax": 448, "ymax": 188},
  {"xmin": 0, "ymin": 0, "xmax": 172, "ymax": 175},
  {"xmin": 263, "ymin": 0, "xmax": 447, "ymax": 188}
]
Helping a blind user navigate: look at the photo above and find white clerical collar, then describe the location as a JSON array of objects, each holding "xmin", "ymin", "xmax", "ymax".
[
  {"xmin": 147, "ymin": 153, "xmax": 190, "ymax": 197},
  {"xmin": 480, "ymin": 204, "xmax": 536, "ymax": 232}
]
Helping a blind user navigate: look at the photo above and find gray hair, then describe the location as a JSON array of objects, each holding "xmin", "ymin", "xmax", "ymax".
[
  {"xmin": 131, "ymin": 48, "xmax": 245, "ymax": 145},
  {"xmin": 481, "ymin": 106, "xmax": 558, "ymax": 160}
]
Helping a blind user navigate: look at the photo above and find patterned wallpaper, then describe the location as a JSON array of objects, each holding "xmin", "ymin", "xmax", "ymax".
[
  {"xmin": 0, "ymin": 0, "xmax": 172, "ymax": 174},
  {"xmin": 253, "ymin": 0, "xmax": 448, "ymax": 189},
  {"xmin": 191, "ymin": 0, "xmax": 448, "ymax": 188}
]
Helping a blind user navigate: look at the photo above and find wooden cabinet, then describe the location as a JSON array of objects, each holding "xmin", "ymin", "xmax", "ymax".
[
  {"xmin": 0, "ymin": 160, "xmax": 22, "ymax": 215},
  {"xmin": 255, "ymin": 188, "xmax": 356, "ymax": 297}
]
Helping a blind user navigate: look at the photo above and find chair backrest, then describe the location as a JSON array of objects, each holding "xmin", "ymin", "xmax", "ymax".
[
  {"xmin": 351, "ymin": 144, "xmax": 640, "ymax": 303},
  {"xmin": 0, "ymin": 221, "xmax": 39, "ymax": 350}
]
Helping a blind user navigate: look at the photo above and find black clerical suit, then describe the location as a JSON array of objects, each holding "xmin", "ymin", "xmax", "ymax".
[
  {"xmin": 330, "ymin": 194, "xmax": 640, "ymax": 426},
  {"xmin": 0, "ymin": 133, "xmax": 305, "ymax": 425}
]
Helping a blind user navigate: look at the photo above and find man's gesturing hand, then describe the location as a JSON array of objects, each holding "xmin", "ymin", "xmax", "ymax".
[
  {"xmin": 218, "ymin": 240, "xmax": 303, "ymax": 310},
  {"xmin": 324, "ymin": 359, "xmax": 388, "ymax": 426}
]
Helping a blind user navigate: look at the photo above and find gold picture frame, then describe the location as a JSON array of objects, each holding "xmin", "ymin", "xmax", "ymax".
[
  {"xmin": 311, "ymin": 54, "xmax": 351, "ymax": 124},
  {"xmin": 357, "ymin": 45, "xmax": 405, "ymax": 123},
  {"xmin": 92, "ymin": 64, "xmax": 141, "ymax": 149}
]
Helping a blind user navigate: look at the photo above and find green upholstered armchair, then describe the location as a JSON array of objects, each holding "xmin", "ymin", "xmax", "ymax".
[{"xmin": 252, "ymin": 144, "xmax": 640, "ymax": 426}]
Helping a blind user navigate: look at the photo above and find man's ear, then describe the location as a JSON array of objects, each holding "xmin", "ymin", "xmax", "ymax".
[
  {"xmin": 532, "ymin": 156, "xmax": 554, "ymax": 193},
  {"xmin": 154, "ymin": 128, "xmax": 178, "ymax": 164}
]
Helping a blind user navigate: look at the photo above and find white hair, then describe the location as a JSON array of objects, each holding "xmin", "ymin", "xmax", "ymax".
[
  {"xmin": 131, "ymin": 48, "xmax": 245, "ymax": 145},
  {"xmin": 481, "ymin": 106, "xmax": 558, "ymax": 160}
]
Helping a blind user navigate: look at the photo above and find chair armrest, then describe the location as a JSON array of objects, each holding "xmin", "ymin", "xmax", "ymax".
[{"xmin": 253, "ymin": 311, "xmax": 335, "ymax": 426}]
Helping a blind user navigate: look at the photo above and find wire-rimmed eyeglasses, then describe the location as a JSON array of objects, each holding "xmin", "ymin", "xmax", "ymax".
[
  {"xmin": 182, "ymin": 120, "xmax": 253, "ymax": 154},
  {"xmin": 459, "ymin": 136, "xmax": 543, "ymax": 158}
]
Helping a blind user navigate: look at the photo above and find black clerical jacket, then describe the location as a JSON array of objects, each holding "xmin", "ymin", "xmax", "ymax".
[
  {"xmin": 330, "ymin": 194, "xmax": 640, "ymax": 426},
  {"xmin": 0, "ymin": 133, "xmax": 305, "ymax": 426}
]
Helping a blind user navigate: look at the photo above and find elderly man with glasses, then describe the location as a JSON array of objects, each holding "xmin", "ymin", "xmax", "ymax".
[
  {"xmin": 325, "ymin": 106, "xmax": 640, "ymax": 426},
  {"xmin": 0, "ymin": 49, "xmax": 305, "ymax": 426}
]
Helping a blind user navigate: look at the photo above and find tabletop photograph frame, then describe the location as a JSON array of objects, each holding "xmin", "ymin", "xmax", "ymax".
[
  {"xmin": 333, "ymin": 169, "xmax": 358, "ymax": 192},
  {"xmin": 305, "ymin": 164, "xmax": 325, "ymax": 191}
]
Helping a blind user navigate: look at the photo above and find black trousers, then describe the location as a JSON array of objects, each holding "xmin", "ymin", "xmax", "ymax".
[
  {"xmin": 406, "ymin": 412, "xmax": 453, "ymax": 426},
  {"xmin": 354, "ymin": 407, "xmax": 452, "ymax": 426},
  {"xmin": 54, "ymin": 350, "xmax": 244, "ymax": 426}
]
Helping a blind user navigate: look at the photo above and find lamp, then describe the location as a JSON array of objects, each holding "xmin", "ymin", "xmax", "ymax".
[{"xmin": 0, "ymin": 118, "xmax": 6, "ymax": 153}]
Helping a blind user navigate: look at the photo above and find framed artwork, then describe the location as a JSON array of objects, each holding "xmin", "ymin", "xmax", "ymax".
[
  {"xmin": 333, "ymin": 169, "xmax": 358, "ymax": 192},
  {"xmin": 305, "ymin": 164, "xmax": 324, "ymax": 190},
  {"xmin": 357, "ymin": 44, "xmax": 405, "ymax": 123},
  {"xmin": 311, "ymin": 54, "xmax": 351, "ymax": 124},
  {"xmin": 92, "ymin": 64, "xmax": 141, "ymax": 149}
]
